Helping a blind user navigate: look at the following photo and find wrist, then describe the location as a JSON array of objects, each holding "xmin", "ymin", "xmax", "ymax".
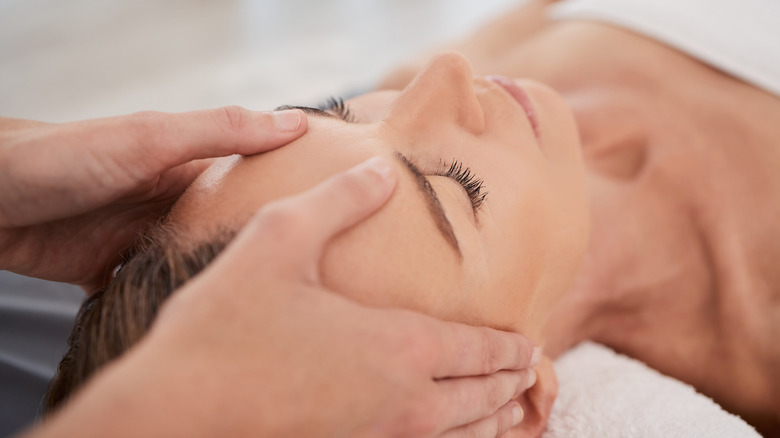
[
  {"xmin": 25, "ymin": 342, "xmax": 217, "ymax": 438},
  {"xmin": 25, "ymin": 330, "xmax": 288, "ymax": 438}
]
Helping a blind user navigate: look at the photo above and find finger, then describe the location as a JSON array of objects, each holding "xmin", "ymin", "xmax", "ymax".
[
  {"xmin": 0, "ymin": 117, "xmax": 48, "ymax": 131},
  {"xmin": 156, "ymin": 106, "xmax": 308, "ymax": 161},
  {"xmin": 433, "ymin": 369, "xmax": 536, "ymax": 431},
  {"xmin": 427, "ymin": 321, "xmax": 541, "ymax": 378},
  {"xmin": 229, "ymin": 156, "xmax": 397, "ymax": 281},
  {"xmin": 439, "ymin": 400, "xmax": 524, "ymax": 438},
  {"xmin": 70, "ymin": 106, "xmax": 308, "ymax": 179}
]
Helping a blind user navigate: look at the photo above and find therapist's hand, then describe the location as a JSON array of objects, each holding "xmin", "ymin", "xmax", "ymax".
[
  {"xmin": 0, "ymin": 108, "xmax": 306, "ymax": 290},
  {"xmin": 30, "ymin": 157, "xmax": 540, "ymax": 438}
]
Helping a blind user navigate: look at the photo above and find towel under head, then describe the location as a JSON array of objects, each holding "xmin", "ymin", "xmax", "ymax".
[{"xmin": 544, "ymin": 342, "xmax": 760, "ymax": 438}]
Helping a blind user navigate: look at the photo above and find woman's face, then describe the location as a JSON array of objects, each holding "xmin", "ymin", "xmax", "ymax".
[{"xmin": 170, "ymin": 53, "xmax": 588, "ymax": 339}]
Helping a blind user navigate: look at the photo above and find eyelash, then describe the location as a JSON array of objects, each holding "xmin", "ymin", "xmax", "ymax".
[
  {"xmin": 317, "ymin": 98, "xmax": 487, "ymax": 212},
  {"xmin": 434, "ymin": 160, "xmax": 488, "ymax": 212},
  {"xmin": 321, "ymin": 96, "xmax": 356, "ymax": 123}
]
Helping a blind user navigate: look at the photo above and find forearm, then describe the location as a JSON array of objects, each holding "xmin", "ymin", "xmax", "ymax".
[{"xmin": 21, "ymin": 341, "xmax": 258, "ymax": 438}]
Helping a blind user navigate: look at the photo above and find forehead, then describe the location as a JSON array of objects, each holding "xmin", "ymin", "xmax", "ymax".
[
  {"xmin": 169, "ymin": 119, "xmax": 379, "ymax": 232},
  {"xmin": 167, "ymin": 116, "xmax": 470, "ymax": 316},
  {"xmin": 167, "ymin": 117, "xmax": 459, "ymax": 267}
]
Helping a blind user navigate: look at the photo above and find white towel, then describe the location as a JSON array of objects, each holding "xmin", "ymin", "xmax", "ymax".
[{"xmin": 543, "ymin": 342, "xmax": 760, "ymax": 437}]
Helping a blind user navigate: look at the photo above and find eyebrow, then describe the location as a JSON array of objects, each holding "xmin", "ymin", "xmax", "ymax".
[
  {"xmin": 275, "ymin": 105, "xmax": 342, "ymax": 120},
  {"xmin": 392, "ymin": 152, "xmax": 463, "ymax": 260},
  {"xmin": 277, "ymin": 104, "xmax": 463, "ymax": 260}
]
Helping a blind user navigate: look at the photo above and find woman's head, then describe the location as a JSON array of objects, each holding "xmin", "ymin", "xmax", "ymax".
[
  {"xmin": 171, "ymin": 52, "xmax": 588, "ymax": 335},
  {"xmin": 46, "ymin": 52, "xmax": 587, "ymax": 413}
]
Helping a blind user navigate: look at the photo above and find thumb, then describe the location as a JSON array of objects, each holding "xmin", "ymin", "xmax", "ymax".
[
  {"xmin": 55, "ymin": 107, "xmax": 308, "ymax": 185},
  {"xmin": 161, "ymin": 106, "xmax": 307, "ymax": 158},
  {"xmin": 218, "ymin": 156, "xmax": 398, "ymax": 284},
  {"xmin": 121, "ymin": 106, "xmax": 308, "ymax": 171}
]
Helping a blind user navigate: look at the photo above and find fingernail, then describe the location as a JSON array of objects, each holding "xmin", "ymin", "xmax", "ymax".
[
  {"xmin": 514, "ymin": 369, "xmax": 537, "ymax": 397},
  {"xmin": 273, "ymin": 109, "xmax": 302, "ymax": 131},
  {"xmin": 362, "ymin": 156, "xmax": 395, "ymax": 183},
  {"xmin": 510, "ymin": 401, "xmax": 524, "ymax": 426},
  {"xmin": 530, "ymin": 347, "xmax": 542, "ymax": 367},
  {"xmin": 526, "ymin": 369, "xmax": 537, "ymax": 388}
]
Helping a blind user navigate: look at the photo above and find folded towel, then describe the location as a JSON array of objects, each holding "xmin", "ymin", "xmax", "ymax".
[{"xmin": 543, "ymin": 342, "xmax": 760, "ymax": 437}]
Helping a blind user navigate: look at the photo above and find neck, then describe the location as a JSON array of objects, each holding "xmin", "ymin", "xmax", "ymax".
[
  {"xmin": 520, "ymin": 22, "xmax": 780, "ymax": 432},
  {"xmin": 448, "ymin": 15, "xmax": 780, "ymax": 431}
]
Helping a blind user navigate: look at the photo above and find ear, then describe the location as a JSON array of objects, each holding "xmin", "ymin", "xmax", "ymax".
[{"xmin": 505, "ymin": 355, "xmax": 558, "ymax": 438}]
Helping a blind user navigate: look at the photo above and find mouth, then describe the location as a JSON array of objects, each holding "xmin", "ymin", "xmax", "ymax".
[{"xmin": 486, "ymin": 75, "xmax": 540, "ymax": 138}]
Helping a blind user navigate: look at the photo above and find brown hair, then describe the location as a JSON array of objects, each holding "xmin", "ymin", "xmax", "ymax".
[{"xmin": 43, "ymin": 226, "xmax": 235, "ymax": 415}]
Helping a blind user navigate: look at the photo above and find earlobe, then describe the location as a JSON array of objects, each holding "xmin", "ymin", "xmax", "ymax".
[{"xmin": 505, "ymin": 355, "xmax": 558, "ymax": 438}]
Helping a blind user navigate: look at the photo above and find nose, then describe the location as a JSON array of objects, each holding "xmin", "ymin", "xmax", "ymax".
[{"xmin": 387, "ymin": 52, "xmax": 485, "ymax": 135}]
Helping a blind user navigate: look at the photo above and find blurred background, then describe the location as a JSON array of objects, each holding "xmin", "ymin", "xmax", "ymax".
[
  {"xmin": 0, "ymin": 0, "xmax": 519, "ymax": 122},
  {"xmin": 0, "ymin": 0, "xmax": 519, "ymax": 436}
]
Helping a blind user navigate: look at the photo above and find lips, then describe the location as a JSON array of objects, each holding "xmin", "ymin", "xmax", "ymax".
[{"xmin": 486, "ymin": 75, "xmax": 540, "ymax": 138}]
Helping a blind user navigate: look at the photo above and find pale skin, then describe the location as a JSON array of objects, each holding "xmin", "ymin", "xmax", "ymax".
[
  {"xmin": 0, "ymin": 107, "xmax": 306, "ymax": 289},
  {"xmin": 22, "ymin": 158, "xmax": 540, "ymax": 438},
  {"xmin": 166, "ymin": 53, "xmax": 590, "ymax": 437},
  {"xmin": 5, "ymin": 3, "xmax": 777, "ymax": 436},
  {"xmin": 0, "ymin": 108, "xmax": 543, "ymax": 437},
  {"xmin": 380, "ymin": 0, "xmax": 780, "ymax": 433}
]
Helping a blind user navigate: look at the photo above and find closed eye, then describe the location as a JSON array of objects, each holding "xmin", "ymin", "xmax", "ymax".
[
  {"xmin": 321, "ymin": 96, "xmax": 355, "ymax": 122},
  {"xmin": 275, "ymin": 96, "xmax": 355, "ymax": 123},
  {"xmin": 431, "ymin": 159, "xmax": 488, "ymax": 214}
]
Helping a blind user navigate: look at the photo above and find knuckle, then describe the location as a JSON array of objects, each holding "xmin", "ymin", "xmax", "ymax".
[
  {"xmin": 491, "ymin": 413, "xmax": 510, "ymax": 438},
  {"xmin": 496, "ymin": 404, "xmax": 522, "ymax": 437},
  {"xmin": 128, "ymin": 111, "xmax": 168, "ymax": 147},
  {"xmin": 469, "ymin": 423, "xmax": 493, "ymax": 438},
  {"xmin": 124, "ymin": 111, "xmax": 178, "ymax": 169},
  {"xmin": 452, "ymin": 422, "xmax": 484, "ymax": 438},
  {"xmin": 214, "ymin": 105, "xmax": 252, "ymax": 132},
  {"xmin": 479, "ymin": 328, "xmax": 503, "ymax": 373},
  {"xmin": 484, "ymin": 374, "xmax": 507, "ymax": 410}
]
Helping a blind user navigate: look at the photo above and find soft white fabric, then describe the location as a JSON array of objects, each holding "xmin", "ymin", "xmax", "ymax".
[
  {"xmin": 549, "ymin": 0, "xmax": 780, "ymax": 98},
  {"xmin": 543, "ymin": 342, "xmax": 760, "ymax": 438}
]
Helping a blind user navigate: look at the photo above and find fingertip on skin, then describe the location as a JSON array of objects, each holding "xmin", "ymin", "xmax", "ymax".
[
  {"xmin": 272, "ymin": 109, "xmax": 306, "ymax": 132},
  {"xmin": 139, "ymin": 106, "xmax": 310, "ymax": 167},
  {"xmin": 521, "ymin": 369, "xmax": 538, "ymax": 394},
  {"xmin": 494, "ymin": 400, "xmax": 524, "ymax": 437},
  {"xmin": 509, "ymin": 400, "xmax": 524, "ymax": 428},
  {"xmin": 236, "ymin": 155, "xmax": 398, "ymax": 276},
  {"xmin": 512, "ymin": 369, "xmax": 538, "ymax": 399},
  {"xmin": 527, "ymin": 368, "xmax": 537, "ymax": 388},
  {"xmin": 530, "ymin": 347, "xmax": 542, "ymax": 367},
  {"xmin": 350, "ymin": 156, "xmax": 398, "ymax": 199}
]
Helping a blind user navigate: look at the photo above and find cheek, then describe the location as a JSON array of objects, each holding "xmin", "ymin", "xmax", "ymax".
[
  {"xmin": 319, "ymin": 194, "xmax": 467, "ymax": 321},
  {"xmin": 476, "ymin": 166, "xmax": 587, "ymax": 336}
]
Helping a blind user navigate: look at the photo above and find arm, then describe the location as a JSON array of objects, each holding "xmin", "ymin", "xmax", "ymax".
[
  {"xmin": 21, "ymin": 158, "xmax": 540, "ymax": 437},
  {"xmin": 0, "ymin": 107, "xmax": 306, "ymax": 291}
]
